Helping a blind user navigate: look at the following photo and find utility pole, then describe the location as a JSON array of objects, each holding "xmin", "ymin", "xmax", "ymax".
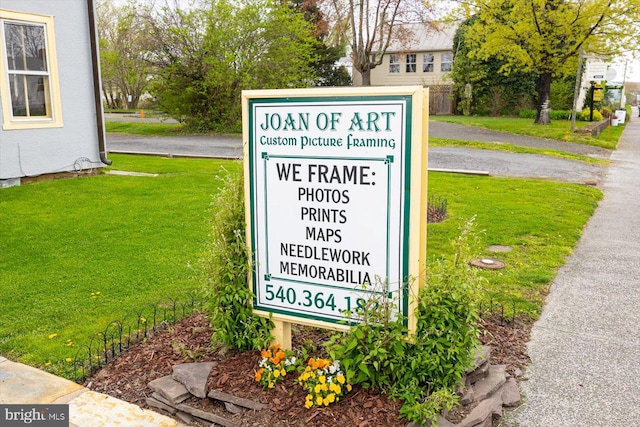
[{"xmin": 571, "ymin": 50, "xmax": 585, "ymax": 132}]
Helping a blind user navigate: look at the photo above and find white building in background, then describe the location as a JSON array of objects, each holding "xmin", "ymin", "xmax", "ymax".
[
  {"xmin": 0, "ymin": 0, "xmax": 109, "ymax": 187},
  {"xmin": 352, "ymin": 23, "xmax": 457, "ymax": 114}
]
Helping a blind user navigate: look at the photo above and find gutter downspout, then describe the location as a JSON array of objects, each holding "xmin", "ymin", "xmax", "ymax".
[{"xmin": 87, "ymin": 0, "xmax": 111, "ymax": 165}]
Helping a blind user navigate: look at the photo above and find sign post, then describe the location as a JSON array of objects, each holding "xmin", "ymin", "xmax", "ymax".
[{"xmin": 242, "ymin": 87, "xmax": 428, "ymax": 347}]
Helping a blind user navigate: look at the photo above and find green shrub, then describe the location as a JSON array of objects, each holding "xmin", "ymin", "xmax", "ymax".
[
  {"xmin": 518, "ymin": 109, "xmax": 536, "ymax": 119},
  {"xmin": 578, "ymin": 108, "xmax": 603, "ymax": 121},
  {"xmin": 519, "ymin": 109, "xmax": 571, "ymax": 120},
  {"xmin": 326, "ymin": 218, "xmax": 483, "ymax": 424},
  {"xmin": 549, "ymin": 110, "xmax": 572, "ymax": 120},
  {"xmin": 201, "ymin": 165, "xmax": 273, "ymax": 351}
]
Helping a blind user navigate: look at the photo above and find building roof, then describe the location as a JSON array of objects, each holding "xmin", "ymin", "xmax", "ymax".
[{"xmin": 386, "ymin": 23, "xmax": 456, "ymax": 53}]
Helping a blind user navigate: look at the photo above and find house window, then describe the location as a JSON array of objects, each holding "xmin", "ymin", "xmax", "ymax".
[
  {"xmin": 0, "ymin": 10, "xmax": 62, "ymax": 130},
  {"xmin": 406, "ymin": 54, "xmax": 416, "ymax": 73},
  {"xmin": 423, "ymin": 53, "xmax": 434, "ymax": 72},
  {"xmin": 441, "ymin": 52, "xmax": 452, "ymax": 72},
  {"xmin": 389, "ymin": 54, "xmax": 399, "ymax": 73}
]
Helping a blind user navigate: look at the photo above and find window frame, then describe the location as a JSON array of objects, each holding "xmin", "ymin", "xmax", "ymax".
[
  {"xmin": 423, "ymin": 53, "xmax": 434, "ymax": 73},
  {"xmin": 440, "ymin": 52, "xmax": 452, "ymax": 72},
  {"xmin": 389, "ymin": 54, "xmax": 400, "ymax": 73},
  {"xmin": 0, "ymin": 9, "xmax": 63, "ymax": 130},
  {"xmin": 406, "ymin": 54, "xmax": 416, "ymax": 73}
]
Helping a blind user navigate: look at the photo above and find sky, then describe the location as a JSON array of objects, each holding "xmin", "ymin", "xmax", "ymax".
[{"xmin": 610, "ymin": 58, "xmax": 640, "ymax": 83}]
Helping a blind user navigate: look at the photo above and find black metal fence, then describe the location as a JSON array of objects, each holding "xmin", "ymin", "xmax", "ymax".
[
  {"xmin": 69, "ymin": 289, "xmax": 527, "ymax": 383},
  {"xmin": 71, "ymin": 292, "xmax": 205, "ymax": 383},
  {"xmin": 479, "ymin": 290, "xmax": 531, "ymax": 326}
]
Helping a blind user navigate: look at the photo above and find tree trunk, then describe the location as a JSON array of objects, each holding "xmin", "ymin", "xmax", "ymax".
[
  {"xmin": 360, "ymin": 68, "xmax": 371, "ymax": 86},
  {"xmin": 534, "ymin": 72, "xmax": 552, "ymax": 124}
]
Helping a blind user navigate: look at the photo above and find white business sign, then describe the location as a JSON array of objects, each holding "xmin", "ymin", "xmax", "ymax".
[
  {"xmin": 585, "ymin": 58, "xmax": 608, "ymax": 82},
  {"xmin": 243, "ymin": 87, "xmax": 427, "ymax": 332}
]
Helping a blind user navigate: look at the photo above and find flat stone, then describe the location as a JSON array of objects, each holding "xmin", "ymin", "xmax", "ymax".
[
  {"xmin": 208, "ymin": 389, "xmax": 265, "ymax": 410},
  {"xmin": 151, "ymin": 392, "xmax": 175, "ymax": 408},
  {"xmin": 466, "ymin": 360, "xmax": 490, "ymax": 386},
  {"xmin": 467, "ymin": 346, "xmax": 492, "ymax": 374},
  {"xmin": 172, "ymin": 361, "xmax": 216, "ymax": 399},
  {"xmin": 501, "ymin": 377, "xmax": 521, "ymax": 407},
  {"xmin": 146, "ymin": 396, "xmax": 177, "ymax": 415},
  {"xmin": 224, "ymin": 401, "xmax": 244, "ymax": 415},
  {"xmin": 458, "ymin": 395, "xmax": 502, "ymax": 427},
  {"xmin": 175, "ymin": 411, "xmax": 193, "ymax": 424},
  {"xmin": 148, "ymin": 376, "xmax": 191, "ymax": 405},
  {"xmin": 459, "ymin": 385, "xmax": 474, "ymax": 405},
  {"xmin": 175, "ymin": 402, "xmax": 238, "ymax": 427},
  {"xmin": 473, "ymin": 365, "xmax": 506, "ymax": 402}
]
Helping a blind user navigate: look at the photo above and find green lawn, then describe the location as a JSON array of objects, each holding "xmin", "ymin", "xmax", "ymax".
[
  {"xmin": 430, "ymin": 115, "xmax": 624, "ymax": 149},
  {"xmin": 429, "ymin": 137, "xmax": 608, "ymax": 165},
  {"xmin": 0, "ymin": 155, "xmax": 602, "ymax": 378}
]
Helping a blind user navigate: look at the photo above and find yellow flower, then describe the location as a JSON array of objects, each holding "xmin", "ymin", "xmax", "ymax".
[
  {"xmin": 273, "ymin": 369, "xmax": 280, "ymax": 378},
  {"xmin": 268, "ymin": 382, "xmax": 274, "ymax": 388},
  {"xmin": 305, "ymin": 399, "xmax": 313, "ymax": 409},
  {"xmin": 327, "ymin": 393, "xmax": 336, "ymax": 403},
  {"xmin": 48, "ymin": 333, "xmax": 58, "ymax": 339},
  {"xmin": 347, "ymin": 384, "xmax": 353, "ymax": 392},
  {"xmin": 337, "ymin": 375, "xmax": 345, "ymax": 384},
  {"xmin": 318, "ymin": 375, "xmax": 326, "ymax": 384},
  {"xmin": 65, "ymin": 358, "xmax": 72, "ymax": 363},
  {"xmin": 323, "ymin": 397, "xmax": 330, "ymax": 406},
  {"xmin": 316, "ymin": 395, "xmax": 323, "ymax": 406},
  {"xmin": 45, "ymin": 362, "xmax": 51, "ymax": 367},
  {"xmin": 280, "ymin": 369, "xmax": 286, "ymax": 377},
  {"xmin": 330, "ymin": 383, "xmax": 341, "ymax": 395},
  {"xmin": 314, "ymin": 384, "xmax": 323, "ymax": 394}
]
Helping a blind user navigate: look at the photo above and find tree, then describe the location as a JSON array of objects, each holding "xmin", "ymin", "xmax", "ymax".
[
  {"xmin": 289, "ymin": 0, "xmax": 351, "ymax": 86},
  {"xmin": 97, "ymin": 0, "xmax": 154, "ymax": 109},
  {"xmin": 323, "ymin": 0, "xmax": 436, "ymax": 86},
  {"xmin": 457, "ymin": 0, "xmax": 640, "ymax": 124},
  {"xmin": 450, "ymin": 16, "xmax": 537, "ymax": 116},
  {"xmin": 147, "ymin": 0, "xmax": 317, "ymax": 131}
]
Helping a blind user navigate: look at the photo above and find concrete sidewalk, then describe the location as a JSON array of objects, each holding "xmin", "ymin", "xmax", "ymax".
[
  {"xmin": 0, "ymin": 356, "xmax": 184, "ymax": 426},
  {"xmin": 507, "ymin": 109, "xmax": 640, "ymax": 426}
]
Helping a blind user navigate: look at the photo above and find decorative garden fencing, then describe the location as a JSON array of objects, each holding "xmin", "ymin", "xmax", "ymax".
[{"xmin": 72, "ymin": 292, "xmax": 205, "ymax": 383}]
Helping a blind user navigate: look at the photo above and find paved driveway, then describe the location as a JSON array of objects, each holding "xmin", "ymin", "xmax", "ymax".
[{"xmin": 105, "ymin": 121, "xmax": 608, "ymax": 185}]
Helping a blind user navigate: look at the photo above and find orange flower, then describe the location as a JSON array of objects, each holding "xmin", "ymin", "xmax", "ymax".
[
  {"xmin": 255, "ymin": 368, "xmax": 264, "ymax": 382},
  {"xmin": 261, "ymin": 349, "xmax": 270, "ymax": 358}
]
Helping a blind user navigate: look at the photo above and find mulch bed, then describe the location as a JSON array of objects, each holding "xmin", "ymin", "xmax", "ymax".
[{"xmin": 85, "ymin": 312, "xmax": 531, "ymax": 426}]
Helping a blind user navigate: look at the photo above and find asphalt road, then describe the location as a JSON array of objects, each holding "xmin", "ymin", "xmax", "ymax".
[{"xmin": 105, "ymin": 119, "xmax": 609, "ymax": 185}]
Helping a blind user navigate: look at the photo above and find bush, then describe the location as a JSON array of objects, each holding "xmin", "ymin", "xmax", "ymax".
[
  {"xmin": 326, "ymin": 218, "xmax": 483, "ymax": 424},
  {"xmin": 549, "ymin": 110, "xmax": 572, "ymax": 120},
  {"xmin": 518, "ymin": 109, "xmax": 536, "ymax": 119},
  {"xmin": 519, "ymin": 109, "xmax": 571, "ymax": 120},
  {"xmin": 578, "ymin": 108, "xmax": 603, "ymax": 121},
  {"xmin": 201, "ymin": 165, "xmax": 273, "ymax": 351}
]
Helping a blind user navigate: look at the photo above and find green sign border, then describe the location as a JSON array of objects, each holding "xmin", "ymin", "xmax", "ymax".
[{"xmin": 247, "ymin": 95, "xmax": 413, "ymax": 327}]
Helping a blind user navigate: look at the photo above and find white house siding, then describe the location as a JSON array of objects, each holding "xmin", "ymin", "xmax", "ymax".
[
  {"xmin": 0, "ymin": 0, "xmax": 102, "ymax": 181},
  {"xmin": 357, "ymin": 52, "xmax": 453, "ymax": 87}
]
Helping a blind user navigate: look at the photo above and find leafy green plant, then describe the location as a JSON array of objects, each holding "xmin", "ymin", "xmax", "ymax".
[
  {"xmin": 326, "ymin": 219, "xmax": 484, "ymax": 424},
  {"xmin": 201, "ymin": 165, "xmax": 272, "ymax": 351},
  {"xmin": 578, "ymin": 108, "xmax": 603, "ymax": 121}
]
